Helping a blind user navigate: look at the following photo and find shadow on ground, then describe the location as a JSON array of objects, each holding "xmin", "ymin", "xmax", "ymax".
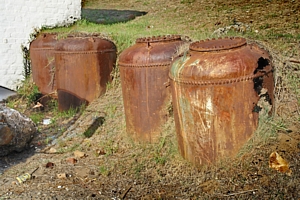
[
  {"xmin": 81, "ymin": 9, "xmax": 147, "ymax": 24},
  {"xmin": 0, "ymin": 146, "xmax": 36, "ymax": 175}
]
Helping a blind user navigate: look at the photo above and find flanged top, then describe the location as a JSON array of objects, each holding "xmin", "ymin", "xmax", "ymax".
[
  {"xmin": 190, "ymin": 37, "xmax": 246, "ymax": 52},
  {"xmin": 54, "ymin": 36, "xmax": 116, "ymax": 52},
  {"xmin": 136, "ymin": 35, "xmax": 182, "ymax": 43},
  {"xmin": 30, "ymin": 33, "xmax": 57, "ymax": 49}
]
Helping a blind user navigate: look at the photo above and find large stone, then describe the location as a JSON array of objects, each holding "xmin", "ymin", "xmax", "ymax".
[{"xmin": 0, "ymin": 105, "xmax": 37, "ymax": 156}]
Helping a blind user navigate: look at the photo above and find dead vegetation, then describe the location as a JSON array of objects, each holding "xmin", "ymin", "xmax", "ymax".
[{"xmin": 1, "ymin": 0, "xmax": 299, "ymax": 199}]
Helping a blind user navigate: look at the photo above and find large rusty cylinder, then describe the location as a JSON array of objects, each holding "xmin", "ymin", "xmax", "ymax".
[
  {"xmin": 30, "ymin": 33, "xmax": 57, "ymax": 96},
  {"xmin": 169, "ymin": 37, "xmax": 274, "ymax": 166},
  {"xmin": 54, "ymin": 36, "xmax": 117, "ymax": 111},
  {"xmin": 119, "ymin": 35, "xmax": 188, "ymax": 143}
]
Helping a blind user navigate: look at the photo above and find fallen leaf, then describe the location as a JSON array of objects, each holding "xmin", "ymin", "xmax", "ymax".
[
  {"xmin": 57, "ymin": 173, "xmax": 67, "ymax": 179},
  {"xmin": 74, "ymin": 150, "xmax": 86, "ymax": 158},
  {"xmin": 66, "ymin": 157, "xmax": 77, "ymax": 165},
  {"xmin": 48, "ymin": 148, "xmax": 57, "ymax": 153},
  {"xmin": 96, "ymin": 149, "xmax": 106, "ymax": 156},
  {"xmin": 269, "ymin": 152, "xmax": 292, "ymax": 176},
  {"xmin": 45, "ymin": 162, "xmax": 55, "ymax": 169}
]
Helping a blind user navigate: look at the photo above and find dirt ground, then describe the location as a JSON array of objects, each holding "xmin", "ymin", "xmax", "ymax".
[{"xmin": 1, "ymin": 0, "xmax": 300, "ymax": 199}]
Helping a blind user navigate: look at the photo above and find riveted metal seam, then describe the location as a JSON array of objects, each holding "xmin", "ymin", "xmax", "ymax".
[
  {"xmin": 136, "ymin": 35, "xmax": 182, "ymax": 43},
  {"xmin": 119, "ymin": 61, "xmax": 171, "ymax": 68},
  {"xmin": 169, "ymin": 70, "xmax": 273, "ymax": 85},
  {"xmin": 54, "ymin": 49, "xmax": 116, "ymax": 54},
  {"xmin": 31, "ymin": 48, "xmax": 54, "ymax": 51}
]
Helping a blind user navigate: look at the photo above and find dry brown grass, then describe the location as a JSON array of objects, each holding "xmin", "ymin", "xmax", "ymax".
[{"xmin": 1, "ymin": 0, "xmax": 299, "ymax": 199}]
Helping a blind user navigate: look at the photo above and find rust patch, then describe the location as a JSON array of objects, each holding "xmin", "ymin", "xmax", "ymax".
[
  {"xmin": 54, "ymin": 35, "xmax": 117, "ymax": 111},
  {"xmin": 30, "ymin": 33, "xmax": 57, "ymax": 96},
  {"xmin": 170, "ymin": 37, "xmax": 275, "ymax": 165},
  {"xmin": 119, "ymin": 35, "xmax": 188, "ymax": 143}
]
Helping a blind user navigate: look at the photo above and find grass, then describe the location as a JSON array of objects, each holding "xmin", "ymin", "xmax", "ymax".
[
  {"xmin": 48, "ymin": 99, "xmax": 83, "ymax": 124},
  {"xmin": 6, "ymin": 77, "xmax": 42, "ymax": 110},
  {"xmin": 39, "ymin": 0, "xmax": 300, "ymax": 167},
  {"xmin": 2, "ymin": 0, "xmax": 299, "ymax": 199},
  {"xmin": 57, "ymin": 142, "xmax": 80, "ymax": 153},
  {"xmin": 29, "ymin": 112, "xmax": 44, "ymax": 124},
  {"xmin": 98, "ymin": 165, "xmax": 110, "ymax": 176}
]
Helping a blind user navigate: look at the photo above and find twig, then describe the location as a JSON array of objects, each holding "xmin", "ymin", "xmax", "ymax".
[
  {"xmin": 36, "ymin": 92, "xmax": 57, "ymax": 101},
  {"xmin": 289, "ymin": 59, "xmax": 300, "ymax": 64},
  {"xmin": 223, "ymin": 189, "xmax": 258, "ymax": 197},
  {"xmin": 120, "ymin": 186, "xmax": 132, "ymax": 199},
  {"xmin": 30, "ymin": 167, "xmax": 39, "ymax": 175}
]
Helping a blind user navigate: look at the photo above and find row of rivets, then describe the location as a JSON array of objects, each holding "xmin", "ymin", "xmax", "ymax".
[{"xmin": 136, "ymin": 35, "xmax": 181, "ymax": 43}]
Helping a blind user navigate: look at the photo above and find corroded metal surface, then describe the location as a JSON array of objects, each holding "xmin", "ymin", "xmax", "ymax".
[
  {"xmin": 30, "ymin": 33, "xmax": 57, "ymax": 96},
  {"xmin": 169, "ymin": 37, "xmax": 274, "ymax": 165},
  {"xmin": 54, "ymin": 36, "xmax": 117, "ymax": 111},
  {"xmin": 119, "ymin": 35, "xmax": 187, "ymax": 142}
]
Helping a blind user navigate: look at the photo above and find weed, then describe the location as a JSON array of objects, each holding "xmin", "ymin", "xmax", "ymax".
[
  {"xmin": 21, "ymin": 45, "xmax": 31, "ymax": 79},
  {"xmin": 100, "ymin": 139, "xmax": 118, "ymax": 156},
  {"xmin": 133, "ymin": 162, "xmax": 144, "ymax": 175},
  {"xmin": 44, "ymin": 137, "xmax": 53, "ymax": 145},
  {"xmin": 16, "ymin": 78, "xmax": 42, "ymax": 106},
  {"xmin": 154, "ymin": 154, "xmax": 167, "ymax": 165},
  {"xmin": 70, "ymin": 143, "xmax": 80, "ymax": 152},
  {"xmin": 51, "ymin": 103, "xmax": 82, "ymax": 122},
  {"xmin": 259, "ymin": 23, "xmax": 271, "ymax": 30},
  {"xmin": 29, "ymin": 112, "xmax": 44, "ymax": 124},
  {"xmin": 267, "ymin": 13, "xmax": 278, "ymax": 18},
  {"xmin": 142, "ymin": 1, "xmax": 149, "ymax": 6},
  {"xmin": 98, "ymin": 165, "xmax": 110, "ymax": 176},
  {"xmin": 58, "ymin": 142, "xmax": 80, "ymax": 153},
  {"xmin": 105, "ymin": 104, "xmax": 117, "ymax": 118},
  {"xmin": 27, "ymin": 85, "xmax": 41, "ymax": 103},
  {"xmin": 5, "ymin": 100, "xmax": 18, "ymax": 109},
  {"xmin": 106, "ymin": 81, "xmax": 113, "ymax": 90},
  {"xmin": 61, "ymin": 107, "xmax": 78, "ymax": 118}
]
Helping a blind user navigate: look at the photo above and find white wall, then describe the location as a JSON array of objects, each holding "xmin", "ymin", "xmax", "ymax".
[{"xmin": 0, "ymin": 0, "xmax": 81, "ymax": 90}]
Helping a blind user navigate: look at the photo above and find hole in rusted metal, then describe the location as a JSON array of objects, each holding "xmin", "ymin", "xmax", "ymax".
[
  {"xmin": 253, "ymin": 76, "xmax": 263, "ymax": 95},
  {"xmin": 254, "ymin": 57, "xmax": 270, "ymax": 74},
  {"xmin": 253, "ymin": 57, "xmax": 273, "ymax": 113},
  {"xmin": 260, "ymin": 91, "xmax": 272, "ymax": 105},
  {"xmin": 252, "ymin": 104, "xmax": 262, "ymax": 113},
  {"xmin": 253, "ymin": 57, "xmax": 270, "ymax": 95}
]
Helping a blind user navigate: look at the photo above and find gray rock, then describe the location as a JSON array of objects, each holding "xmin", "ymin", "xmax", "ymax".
[{"xmin": 0, "ymin": 105, "xmax": 37, "ymax": 156}]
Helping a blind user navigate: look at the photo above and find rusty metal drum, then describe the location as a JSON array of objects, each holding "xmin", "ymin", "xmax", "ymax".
[
  {"xmin": 169, "ymin": 37, "xmax": 274, "ymax": 165},
  {"xmin": 30, "ymin": 33, "xmax": 57, "ymax": 96},
  {"xmin": 54, "ymin": 35, "xmax": 117, "ymax": 111},
  {"xmin": 119, "ymin": 35, "xmax": 187, "ymax": 142}
]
